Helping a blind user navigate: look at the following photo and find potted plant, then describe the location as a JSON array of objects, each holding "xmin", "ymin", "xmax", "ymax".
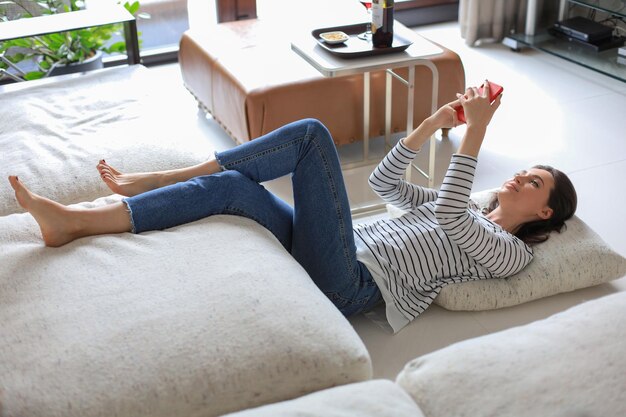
[{"xmin": 0, "ymin": 0, "xmax": 146, "ymax": 81}]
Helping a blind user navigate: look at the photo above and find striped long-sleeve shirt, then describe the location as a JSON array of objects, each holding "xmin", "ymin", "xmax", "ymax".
[{"xmin": 354, "ymin": 140, "xmax": 533, "ymax": 333}]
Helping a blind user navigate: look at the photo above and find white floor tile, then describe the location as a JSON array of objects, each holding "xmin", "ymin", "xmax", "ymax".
[
  {"xmin": 348, "ymin": 304, "xmax": 489, "ymax": 380},
  {"xmin": 567, "ymin": 159, "xmax": 626, "ymax": 256}
]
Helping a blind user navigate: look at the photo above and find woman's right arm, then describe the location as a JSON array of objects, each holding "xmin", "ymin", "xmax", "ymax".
[
  {"xmin": 368, "ymin": 98, "xmax": 461, "ymax": 211},
  {"xmin": 368, "ymin": 140, "xmax": 438, "ymax": 211}
]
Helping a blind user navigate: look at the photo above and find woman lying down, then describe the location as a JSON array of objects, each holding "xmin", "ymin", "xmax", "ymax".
[{"xmin": 9, "ymin": 81, "xmax": 577, "ymax": 333}]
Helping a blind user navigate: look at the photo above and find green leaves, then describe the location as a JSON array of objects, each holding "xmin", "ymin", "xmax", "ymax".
[
  {"xmin": 104, "ymin": 41, "xmax": 127, "ymax": 55},
  {"xmin": 125, "ymin": 1, "xmax": 140, "ymax": 15},
  {"xmin": 23, "ymin": 71, "xmax": 45, "ymax": 80},
  {"xmin": 0, "ymin": 0, "xmax": 144, "ymax": 81}
]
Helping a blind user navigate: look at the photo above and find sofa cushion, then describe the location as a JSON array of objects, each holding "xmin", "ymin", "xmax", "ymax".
[
  {"xmin": 386, "ymin": 189, "xmax": 626, "ymax": 310},
  {"xmin": 0, "ymin": 65, "xmax": 210, "ymax": 217},
  {"xmin": 0, "ymin": 197, "xmax": 372, "ymax": 417},
  {"xmin": 396, "ymin": 291, "xmax": 626, "ymax": 417},
  {"xmin": 223, "ymin": 379, "xmax": 425, "ymax": 417}
]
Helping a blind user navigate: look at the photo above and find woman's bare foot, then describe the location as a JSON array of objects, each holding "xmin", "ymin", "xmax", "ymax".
[
  {"xmin": 96, "ymin": 160, "xmax": 166, "ymax": 197},
  {"xmin": 9, "ymin": 176, "xmax": 82, "ymax": 247}
]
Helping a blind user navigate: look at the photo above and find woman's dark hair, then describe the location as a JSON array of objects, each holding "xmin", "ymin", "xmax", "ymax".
[{"xmin": 486, "ymin": 165, "xmax": 577, "ymax": 245}]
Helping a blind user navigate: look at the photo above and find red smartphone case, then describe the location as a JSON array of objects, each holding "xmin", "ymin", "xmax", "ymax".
[{"xmin": 456, "ymin": 81, "xmax": 503, "ymax": 124}]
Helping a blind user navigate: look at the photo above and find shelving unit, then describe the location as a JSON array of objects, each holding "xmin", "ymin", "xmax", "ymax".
[{"xmin": 503, "ymin": 0, "xmax": 626, "ymax": 82}]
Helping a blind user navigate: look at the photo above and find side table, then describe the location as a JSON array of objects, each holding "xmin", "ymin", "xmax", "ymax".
[{"xmin": 291, "ymin": 21, "xmax": 443, "ymax": 200}]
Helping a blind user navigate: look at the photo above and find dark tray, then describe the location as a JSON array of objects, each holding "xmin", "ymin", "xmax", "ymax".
[{"xmin": 312, "ymin": 23, "xmax": 413, "ymax": 59}]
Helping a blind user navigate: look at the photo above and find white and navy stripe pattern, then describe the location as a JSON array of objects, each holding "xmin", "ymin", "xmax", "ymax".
[{"xmin": 354, "ymin": 140, "xmax": 533, "ymax": 328}]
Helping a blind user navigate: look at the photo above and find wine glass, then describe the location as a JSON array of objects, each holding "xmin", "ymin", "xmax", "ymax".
[{"xmin": 357, "ymin": 0, "xmax": 372, "ymax": 41}]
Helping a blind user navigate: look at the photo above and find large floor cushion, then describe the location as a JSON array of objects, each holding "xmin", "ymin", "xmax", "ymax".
[
  {"xmin": 0, "ymin": 65, "xmax": 211, "ymax": 217},
  {"xmin": 0, "ymin": 66, "xmax": 371, "ymax": 416},
  {"xmin": 223, "ymin": 379, "xmax": 425, "ymax": 417},
  {"xmin": 396, "ymin": 291, "xmax": 626, "ymax": 417},
  {"xmin": 0, "ymin": 198, "xmax": 372, "ymax": 417},
  {"xmin": 178, "ymin": 13, "xmax": 465, "ymax": 145}
]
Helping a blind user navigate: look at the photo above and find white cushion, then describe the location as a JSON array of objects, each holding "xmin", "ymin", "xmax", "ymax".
[
  {"xmin": 0, "ymin": 197, "xmax": 372, "ymax": 417},
  {"xmin": 386, "ymin": 190, "xmax": 626, "ymax": 311},
  {"xmin": 396, "ymin": 292, "xmax": 626, "ymax": 417},
  {"xmin": 0, "ymin": 65, "xmax": 210, "ymax": 217},
  {"xmin": 223, "ymin": 379, "xmax": 425, "ymax": 417},
  {"xmin": 0, "ymin": 65, "xmax": 371, "ymax": 416}
]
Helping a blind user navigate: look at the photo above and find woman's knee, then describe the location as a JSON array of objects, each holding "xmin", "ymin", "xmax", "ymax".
[{"xmin": 302, "ymin": 118, "xmax": 335, "ymax": 149}]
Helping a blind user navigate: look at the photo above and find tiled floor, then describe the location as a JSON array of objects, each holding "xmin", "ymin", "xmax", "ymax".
[{"xmin": 157, "ymin": 21, "xmax": 626, "ymax": 380}]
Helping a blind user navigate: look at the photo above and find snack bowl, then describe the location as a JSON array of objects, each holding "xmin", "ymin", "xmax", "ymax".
[{"xmin": 319, "ymin": 31, "xmax": 349, "ymax": 45}]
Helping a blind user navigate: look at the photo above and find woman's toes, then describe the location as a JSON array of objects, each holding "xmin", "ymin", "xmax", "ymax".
[
  {"xmin": 8, "ymin": 176, "xmax": 33, "ymax": 209},
  {"xmin": 8, "ymin": 175, "xmax": 20, "ymax": 188},
  {"xmin": 108, "ymin": 165, "xmax": 121, "ymax": 176}
]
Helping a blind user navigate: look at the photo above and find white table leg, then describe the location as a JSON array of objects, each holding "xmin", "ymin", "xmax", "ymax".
[
  {"xmin": 385, "ymin": 70, "xmax": 392, "ymax": 151},
  {"xmin": 406, "ymin": 61, "xmax": 438, "ymax": 189},
  {"xmin": 363, "ymin": 71, "xmax": 370, "ymax": 161},
  {"xmin": 405, "ymin": 65, "xmax": 415, "ymax": 183},
  {"xmin": 351, "ymin": 61, "xmax": 439, "ymax": 215},
  {"xmin": 428, "ymin": 61, "xmax": 438, "ymax": 189}
]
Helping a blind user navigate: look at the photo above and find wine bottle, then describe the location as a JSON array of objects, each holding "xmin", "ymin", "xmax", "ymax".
[{"xmin": 371, "ymin": 0, "xmax": 394, "ymax": 48}]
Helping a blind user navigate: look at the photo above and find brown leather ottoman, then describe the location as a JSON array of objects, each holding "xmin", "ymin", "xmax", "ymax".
[{"xmin": 178, "ymin": 19, "xmax": 465, "ymax": 146}]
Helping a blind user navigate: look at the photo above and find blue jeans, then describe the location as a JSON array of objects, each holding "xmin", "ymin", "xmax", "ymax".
[{"xmin": 124, "ymin": 119, "xmax": 382, "ymax": 316}]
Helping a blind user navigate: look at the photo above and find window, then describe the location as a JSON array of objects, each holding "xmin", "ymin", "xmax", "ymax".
[
  {"xmin": 113, "ymin": 0, "xmax": 257, "ymax": 66},
  {"xmin": 113, "ymin": 0, "xmax": 190, "ymax": 65}
]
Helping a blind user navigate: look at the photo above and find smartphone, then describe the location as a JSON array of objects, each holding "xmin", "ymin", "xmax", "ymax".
[{"xmin": 455, "ymin": 81, "xmax": 504, "ymax": 124}]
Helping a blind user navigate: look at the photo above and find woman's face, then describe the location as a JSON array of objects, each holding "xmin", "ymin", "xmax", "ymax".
[{"xmin": 498, "ymin": 168, "xmax": 555, "ymax": 220}]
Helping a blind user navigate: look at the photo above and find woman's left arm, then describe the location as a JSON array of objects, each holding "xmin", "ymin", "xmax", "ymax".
[
  {"xmin": 435, "ymin": 81, "xmax": 532, "ymax": 277},
  {"xmin": 435, "ymin": 156, "xmax": 534, "ymax": 277}
]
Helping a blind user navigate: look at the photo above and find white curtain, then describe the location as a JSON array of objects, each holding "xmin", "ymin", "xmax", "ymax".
[{"xmin": 459, "ymin": 0, "xmax": 529, "ymax": 45}]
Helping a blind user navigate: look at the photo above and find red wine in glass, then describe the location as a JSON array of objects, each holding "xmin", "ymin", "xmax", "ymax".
[{"xmin": 358, "ymin": 0, "xmax": 373, "ymax": 41}]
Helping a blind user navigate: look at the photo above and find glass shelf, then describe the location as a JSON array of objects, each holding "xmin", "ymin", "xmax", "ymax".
[
  {"xmin": 504, "ymin": 0, "xmax": 626, "ymax": 82},
  {"xmin": 566, "ymin": 0, "xmax": 626, "ymax": 18},
  {"xmin": 507, "ymin": 30, "xmax": 626, "ymax": 82}
]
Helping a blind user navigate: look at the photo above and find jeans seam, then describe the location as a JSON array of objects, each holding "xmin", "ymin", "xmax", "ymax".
[
  {"xmin": 329, "ymin": 291, "xmax": 370, "ymax": 306},
  {"xmin": 306, "ymin": 127, "xmax": 359, "ymax": 286}
]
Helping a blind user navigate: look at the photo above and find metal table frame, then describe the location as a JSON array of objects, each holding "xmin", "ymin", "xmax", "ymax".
[{"xmin": 291, "ymin": 22, "xmax": 443, "ymax": 214}]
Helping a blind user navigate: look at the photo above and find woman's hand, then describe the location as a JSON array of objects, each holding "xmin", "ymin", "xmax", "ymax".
[
  {"xmin": 426, "ymin": 98, "xmax": 462, "ymax": 130},
  {"xmin": 403, "ymin": 81, "xmax": 500, "ymax": 152},
  {"xmin": 455, "ymin": 80, "xmax": 503, "ymax": 158},
  {"xmin": 456, "ymin": 80, "xmax": 502, "ymax": 129},
  {"xmin": 403, "ymin": 98, "xmax": 463, "ymax": 151}
]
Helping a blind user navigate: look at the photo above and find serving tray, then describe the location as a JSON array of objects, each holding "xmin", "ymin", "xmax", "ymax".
[{"xmin": 312, "ymin": 23, "xmax": 413, "ymax": 59}]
